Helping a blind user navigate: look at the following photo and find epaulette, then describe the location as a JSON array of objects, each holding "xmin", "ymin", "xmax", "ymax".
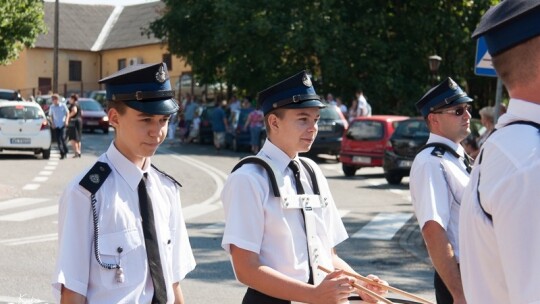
[
  {"xmin": 79, "ymin": 162, "xmax": 112, "ymax": 195},
  {"xmin": 419, "ymin": 142, "xmax": 460, "ymax": 159},
  {"xmin": 431, "ymin": 146, "xmax": 446, "ymax": 158},
  {"xmin": 151, "ymin": 164, "xmax": 182, "ymax": 187}
]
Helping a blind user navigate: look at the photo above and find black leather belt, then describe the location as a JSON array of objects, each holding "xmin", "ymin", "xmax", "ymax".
[{"xmin": 112, "ymin": 90, "xmax": 175, "ymax": 101}]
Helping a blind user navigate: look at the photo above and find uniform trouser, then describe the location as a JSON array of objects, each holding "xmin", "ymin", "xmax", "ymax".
[
  {"xmin": 434, "ymin": 270, "xmax": 453, "ymax": 304},
  {"xmin": 55, "ymin": 127, "xmax": 68, "ymax": 156},
  {"xmin": 242, "ymin": 288, "xmax": 290, "ymax": 304}
]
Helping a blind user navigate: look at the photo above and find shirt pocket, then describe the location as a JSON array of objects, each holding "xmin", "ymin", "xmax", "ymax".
[{"xmin": 98, "ymin": 229, "xmax": 144, "ymax": 288}]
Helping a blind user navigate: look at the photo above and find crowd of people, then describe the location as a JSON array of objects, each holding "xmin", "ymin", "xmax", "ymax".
[{"xmin": 49, "ymin": 1, "xmax": 539, "ymax": 303}]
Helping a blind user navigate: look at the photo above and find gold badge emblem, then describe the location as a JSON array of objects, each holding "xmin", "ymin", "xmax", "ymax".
[
  {"xmin": 89, "ymin": 174, "xmax": 100, "ymax": 184},
  {"xmin": 302, "ymin": 74, "xmax": 312, "ymax": 87},
  {"xmin": 448, "ymin": 79, "xmax": 458, "ymax": 90},
  {"xmin": 155, "ymin": 65, "xmax": 167, "ymax": 83}
]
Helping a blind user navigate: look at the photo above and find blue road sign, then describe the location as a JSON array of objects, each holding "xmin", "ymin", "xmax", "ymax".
[{"xmin": 475, "ymin": 37, "xmax": 497, "ymax": 77}]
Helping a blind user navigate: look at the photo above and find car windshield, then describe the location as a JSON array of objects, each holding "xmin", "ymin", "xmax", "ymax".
[
  {"xmin": 347, "ymin": 120, "xmax": 383, "ymax": 140},
  {"xmin": 320, "ymin": 106, "xmax": 340, "ymax": 120},
  {"xmin": 0, "ymin": 105, "xmax": 44, "ymax": 120},
  {"xmin": 80, "ymin": 101, "xmax": 103, "ymax": 111},
  {"xmin": 0, "ymin": 91, "xmax": 20, "ymax": 101},
  {"xmin": 395, "ymin": 119, "xmax": 429, "ymax": 138}
]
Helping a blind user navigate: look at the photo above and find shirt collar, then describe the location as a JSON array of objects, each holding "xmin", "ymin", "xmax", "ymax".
[
  {"xmin": 427, "ymin": 133, "xmax": 465, "ymax": 157},
  {"xmin": 497, "ymin": 98, "xmax": 540, "ymax": 128},
  {"xmin": 259, "ymin": 139, "xmax": 296, "ymax": 174},
  {"xmin": 105, "ymin": 142, "xmax": 150, "ymax": 191}
]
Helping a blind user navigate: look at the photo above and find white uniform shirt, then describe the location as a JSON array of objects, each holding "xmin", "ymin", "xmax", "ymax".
[
  {"xmin": 460, "ymin": 98, "xmax": 540, "ymax": 304},
  {"xmin": 410, "ymin": 134, "xmax": 470, "ymax": 262},
  {"xmin": 53, "ymin": 142, "xmax": 196, "ymax": 303},
  {"xmin": 221, "ymin": 140, "xmax": 348, "ymax": 283}
]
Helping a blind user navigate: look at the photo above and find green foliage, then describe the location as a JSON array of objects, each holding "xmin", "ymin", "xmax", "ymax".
[
  {"xmin": 0, "ymin": 0, "xmax": 47, "ymax": 65},
  {"xmin": 151, "ymin": 0, "xmax": 498, "ymax": 114}
]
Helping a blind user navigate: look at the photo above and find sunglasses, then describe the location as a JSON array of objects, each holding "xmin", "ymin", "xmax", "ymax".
[{"xmin": 432, "ymin": 104, "xmax": 472, "ymax": 116}]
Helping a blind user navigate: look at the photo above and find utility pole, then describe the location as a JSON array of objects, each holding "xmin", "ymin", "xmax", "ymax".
[{"xmin": 53, "ymin": 0, "xmax": 59, "ymax": 93}]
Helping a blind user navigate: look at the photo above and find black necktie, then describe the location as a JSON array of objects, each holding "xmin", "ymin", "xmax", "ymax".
[
  {"xmin": 287, "ymin": 160, "xmax": 313, "ymax": 284},
  {"xmin": 288, "ymin": 161, "xmax": 305, "ymax": 194},
  {"xmin": 463, "ymin": 154, "xmax": 472, "ymax": 174},
  {"xmin": 138, "ymin": 173, "xmax": 167, "ymax": 303}
]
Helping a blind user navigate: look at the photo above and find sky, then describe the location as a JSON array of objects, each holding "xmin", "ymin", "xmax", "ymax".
[{"xmin": 44, "ymin": 0, "xmax": 159, "ymax": 6}]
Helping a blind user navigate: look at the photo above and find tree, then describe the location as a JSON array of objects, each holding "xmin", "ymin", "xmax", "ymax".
[
  {"xmin": 150, "ymin": 0, "xmax": 498, "ymax": 114},
  {"xmin": 0, "ymin": 0, "xmax": 47, "ymax": 65}
]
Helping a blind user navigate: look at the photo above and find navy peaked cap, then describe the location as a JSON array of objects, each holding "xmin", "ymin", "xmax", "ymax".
[
  {"xmin": 472, "ymin": 0, "xmax": 540, "ymax": 56},
  {"xmin": 257, "ymin": 70, "xmax": 326, "ymax": 115},
  {"xmin": 416, "ymin": 77, "xmax": 473, "ymax": 117},
  {"xmin": 99, "ymin": 62, "xmax": 179, "ymax": 115}
]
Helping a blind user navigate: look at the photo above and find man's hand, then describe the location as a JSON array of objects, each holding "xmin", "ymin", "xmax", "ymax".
[
  {"xmin": 355, "ymin": 274, "xmax": 389, "ymax": 303},
  {"xmin": 310, "ymin": 270, "xmax": 355, "ymax": 304}
]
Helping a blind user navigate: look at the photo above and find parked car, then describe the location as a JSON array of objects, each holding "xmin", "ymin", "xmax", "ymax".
[
  {"xmin": 0, "ymin": 89, "xmax": 23, "ymax": 101},
  {"xmin": 78, "ymin": 98, "xmax": 109, "ymax": 134},
  {"xmin": 88, "ymin": 90, "xmax": 107, "ymax": 107},
  {"xmin": 303, "ymin": 104, "xmax": 349, "ymax": 157},
  {"xmin": 197, "ymin": 103, "xmax": 218, "ymax": 144},
  {"xmin": 0, "ymin": 101, "xmax": 52, "ymax": 159},
  {"xmin": 36, "ymin": 94, "xmax": 66, "ymax": 114},
  {"xmin": 225, "ymin": 107, "xmax": 265, "ymax": 152},
  {"xmin": 340, "ymin": 115, "xmax": 408, "ymax": 176},
  {"xmin": 382, "ymin": 117, "xmax": 429, "ymax": 184}
]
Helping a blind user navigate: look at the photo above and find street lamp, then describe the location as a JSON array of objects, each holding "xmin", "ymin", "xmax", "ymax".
[{"xmin": 428, "ymin": 55, "xmax": 442, "ymax": 85}]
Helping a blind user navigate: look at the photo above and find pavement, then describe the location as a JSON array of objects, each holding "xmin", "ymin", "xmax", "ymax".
[{"xmin": 397, "ymin": 217, "xmax": 431, "ymax": 266}]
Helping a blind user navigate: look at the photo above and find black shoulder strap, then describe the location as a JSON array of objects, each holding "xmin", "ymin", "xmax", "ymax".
[
  {"xmin": 231, "ymin": 156, "xmax": 321, "ymax": 198},
  {"xmin": 419, "ymin": 142, "xmax": 460, "ymax": 159},
  {"xmin": 151, "ymin": 164, "xmax": 182, "ymax": 187},
  {"xmin": 79, "ymin": 161, "xmax": 112, "ymax": 195},
  {"xmin": 476, "ymin": 120, "xmax": 540, "ymax": 222},
  {"xmin": 232, "ymin": 156, "xmax": 281, "ymax": 197},
  {"xmin": 299, "ymin": 158, "xmax": 320, "ymax": 195}
]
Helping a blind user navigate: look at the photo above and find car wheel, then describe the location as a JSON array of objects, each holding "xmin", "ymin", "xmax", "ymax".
[
  {"xmin": 42, "ymin": 148, "xmax": 51, "ymax": 160},
  {"xmin": 342, "ymin": 164, "xmax": 357, "ymax": 177},
  {"xmin": 385, "ymin": 172, "xmax": 403, "ymax": 185}
]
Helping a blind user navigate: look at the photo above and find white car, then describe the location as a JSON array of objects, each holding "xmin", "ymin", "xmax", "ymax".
[{"xmin": 0, "ymin": 101, "xmax": 52, "ymax": 159}]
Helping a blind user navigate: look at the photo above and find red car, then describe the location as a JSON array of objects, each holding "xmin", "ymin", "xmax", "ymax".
[{"xmin": 339, "ymin": 115, "xmax": 408, "ymax": 176}]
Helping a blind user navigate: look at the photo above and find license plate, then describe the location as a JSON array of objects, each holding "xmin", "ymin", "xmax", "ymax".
[
  {"xmin": 398, "ymin": 160, "xmax": 413, "ymax": 168},
  {"xmin": 352, "ymin": 156, "xmax": 371, "ymax": 163},
  {"xmin": 318, "ymin": 125, "xmax": 333, "ymax": 132},
  {"xmin": 10, "ymin": 138, "xmax": 31, "ymax": 144},
  {"xmin": 87, "ymin": 121, "xmax": 99, "ymax": 126}
]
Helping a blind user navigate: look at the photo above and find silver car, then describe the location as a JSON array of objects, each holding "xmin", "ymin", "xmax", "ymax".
[{"xmin": 0, "ymin": 101, "xmax": 52, "ymax": 159}]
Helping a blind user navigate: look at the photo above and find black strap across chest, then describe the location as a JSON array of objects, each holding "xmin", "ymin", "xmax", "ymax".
[
  {"xmin": 476, "ymin": 120, "xmax": 540, "ymax": 222},
  {"xmin": 231, "ymin": 156, "xmax": 320, "ymax": 197}
]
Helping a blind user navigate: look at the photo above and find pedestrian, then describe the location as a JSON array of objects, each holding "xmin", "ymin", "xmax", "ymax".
[
  {"xmin": 182, "ymin": 93, "xmax": 197, "ymax": 141},
  {"xmin": 459, "ymin": 2, "xmax": 540, "ymax": 303},
  {"xmin": 211, "ymin": 99, "xmax": 228, "ymax": 152},
  {"xmin": 348, "ymin": 98, "xmax": 358, "ymax": 123},
  {"xmin": 221, "ymin": 70, "xmax": 388, "ymax": 304},
  {"xmin": 48, "ymin": 93, "xmax": 69, "ymax": 159},
  {"xmin": 185, "ymin": 109, "xmax": 201, "ymax": 143},
  {"xmin": 66, "ymin": 94, "xmax": 82, "ymax": 158},
  {"xmin": 167, "ymin": 107, "xmax": 179, "ymax": 141},
  {"xmin": 409, "ymin": 77, "xmax": 473, "ymax": 304},
  {"xmin": 355, "ymin": 89, "xmax": 371, "ymax": 117},
  {"xmin": 475, "ymin": 106, "xmax": 495, "ymax": 148},
  {"xmin": 52, "ymin": 62, "xmax": 196, "ymax": 303},
  {"xmin": 243, "ymin": 105, "xmax": 264, "ymax": 154}
]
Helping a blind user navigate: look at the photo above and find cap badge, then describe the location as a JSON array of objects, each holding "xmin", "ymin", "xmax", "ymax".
[
  {"xmin": 155, "ymin": 65, "xmax": 167, "ymax": 83},
  {"xmin": 302, "ymin": 74, "xmax": 312, "ymax": 87},
  {"xmin": 448, "ymin": 79, "xmax": 458, "ymax": 90},
  {"xmin": 89, "ymin": 174, "xmax": 100, "ymax": 184}
]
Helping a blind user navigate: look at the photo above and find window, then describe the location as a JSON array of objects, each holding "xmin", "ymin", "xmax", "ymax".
[
  {"xmin": 69, "ymin": 60, "xmax": 82, "ymax": 81},
  {"xmin": 162, "ymin": 53, "xmax": 172, "ymax": 70},
  {"xmin": 118, "ymin": 58, "xmax": 126, "ymax": 70}
]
